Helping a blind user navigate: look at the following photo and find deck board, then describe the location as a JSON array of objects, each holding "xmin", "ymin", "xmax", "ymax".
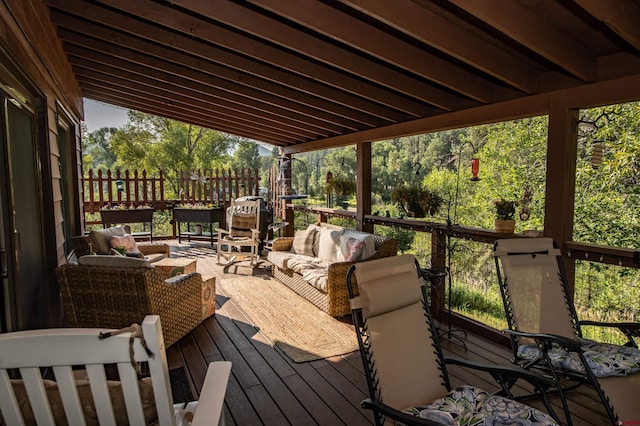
[{"xmin": 163, "ymin": 240, "xmax": 610, "ymax": 425}]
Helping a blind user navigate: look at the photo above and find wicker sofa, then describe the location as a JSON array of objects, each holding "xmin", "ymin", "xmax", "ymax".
[
  {"xmin": 267, "ymin": 223, "xmax": 398, "ymax": 317},
  {"xmin": 56, "ymin": 256, "xmax": 206, "ymax": 347}
]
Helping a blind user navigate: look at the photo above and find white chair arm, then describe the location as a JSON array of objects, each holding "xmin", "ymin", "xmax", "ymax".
[{"xmin": 191, "ymin": 361, "xmax": 232, "ymax": 426}]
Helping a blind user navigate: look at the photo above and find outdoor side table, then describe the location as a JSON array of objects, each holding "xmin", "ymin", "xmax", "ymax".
[
  {"xmin": 173, "ymin": 207, "xmax": 224, "ymax": 248},
  {"xmin": 154, "ymin": 257, "xmax": 197, "ymax": 280}
]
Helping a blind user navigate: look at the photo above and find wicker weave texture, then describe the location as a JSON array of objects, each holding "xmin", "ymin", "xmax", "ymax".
[
  {"xmin": 270, "ymin": 224, "xmax": 398, "ymax": 317},
  {"xmin": 56, "ymin": 264, "xmax": 202, "ymax": 346}
]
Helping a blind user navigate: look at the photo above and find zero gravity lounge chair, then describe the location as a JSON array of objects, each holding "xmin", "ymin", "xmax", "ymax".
[
  {"xmin": 494, "ymin": 237, "xmax": 640, "ymax": 424},
  {"xmin": 346, "ymin": 254, "xmax": 559, "ymax": 425}
]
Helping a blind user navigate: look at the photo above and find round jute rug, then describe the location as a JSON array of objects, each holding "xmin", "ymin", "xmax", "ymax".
[{"xmin": 220, "ymin": 276, "xmax": 358, "ymax": 362}]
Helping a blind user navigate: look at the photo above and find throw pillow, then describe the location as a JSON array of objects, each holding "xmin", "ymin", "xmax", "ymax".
[
  {"xmin": 339, "ymin": 235, "xmax": 366, "ymax": 262},
  {"xmin": 317, "ymin": 227, "xmax": 344, "ymax": 262},
  {"xmin": 230, "ymin": 212, "xmax": 256, "ymax": 237},
  {"xmin": 292, "ymin": 227, "xmax": 315, "ymax": 256},
  {"xmin": 89, "ymin": 225, "xmax": 126, "ymax": 254},
  {"xmin": 110, "ymin": 234, "xmax": 140, "ymax": 256},
  {"xmin": 342, "ymin": 231, "xmax": 376, "ymax": 261},
  {"xmin": 307, "ymin": 224, "xmax": 322, "ymax": 256}
]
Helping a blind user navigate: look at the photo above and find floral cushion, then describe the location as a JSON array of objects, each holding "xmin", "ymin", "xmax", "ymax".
[
  {"xmin": 110, "ymin": 234, "xmax": 141, "ymax": 256},
  {"xmin": 404, "ymin": 386, "xmax": 557, "ymax": 425},
  {"xmin": 517, "ymin": 337, "xmax": 640, "ymax": 378},
  {"xmin": 201, "ymin": 276, "xmax": 216, "ymax": 319}
]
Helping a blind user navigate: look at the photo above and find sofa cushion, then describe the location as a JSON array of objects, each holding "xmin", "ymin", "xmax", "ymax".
[
  {"xmin": 292, "ymin": 227, "xmax": 315, "ymax": 256},
  {"xmin": 317, "ymin": 227, "xmax": 344, "ymax": 262},
  {"xmin": 78, "ymin": 255, "xmax": 152, "ymax": 268},
  {"xmin": 286, "ymin": 255, "xmax": 330, "ymax": 292},
  {"xmin": 267, "ymin": 251, "xmax": 295, "ymax": 269},
  {"xmin": 89, "ymin": 226, "xmax": 127, "ymax": 255},
  {"xmin": 110, "ymin": 234, "xmax": 141, "ymax": 256}
]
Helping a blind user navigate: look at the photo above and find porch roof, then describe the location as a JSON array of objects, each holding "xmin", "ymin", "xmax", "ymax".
[{"xmin": 43, "ymin": 0, "xmax": 640, "ymax": 153}]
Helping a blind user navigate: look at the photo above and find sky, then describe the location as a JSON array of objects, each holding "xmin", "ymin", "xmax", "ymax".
[{"xmin": 83, "ymin": 99, "xmax": 129, "ymax": 132}]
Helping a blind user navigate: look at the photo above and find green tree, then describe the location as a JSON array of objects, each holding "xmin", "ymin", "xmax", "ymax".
[
  {"xmin": 110, "ymin": 111, "xmax": 232, "ymax": 196},
  {"xmin": 231, "ymin": 137, "xmax": 261, "ymax": 171},
  {"xmin": 82, "ymin": 126, "xmax": 119, "ymax": 172}
]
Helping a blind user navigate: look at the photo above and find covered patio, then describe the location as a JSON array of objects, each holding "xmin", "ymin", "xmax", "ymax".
[{"xmin": 1, "ymin": 1, "xmax": 640, "ymax": 424}]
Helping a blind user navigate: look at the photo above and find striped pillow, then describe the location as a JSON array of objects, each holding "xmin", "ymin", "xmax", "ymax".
[{"xmin": 292, "ymin": 228, "xmax": 315, "ymax": 256}]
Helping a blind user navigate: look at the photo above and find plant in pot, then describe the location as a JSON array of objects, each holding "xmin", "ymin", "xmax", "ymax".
[
  {"xmin": 325, "ymin": 174, "xmax": 356, "ymax": 208},
  {"xmin": 493, "ymin": 198, "xmax": 518, "ymax": 233},
  {"xmin": 391, "ymin": 184, "xmax": 443, "ymax": 218}
]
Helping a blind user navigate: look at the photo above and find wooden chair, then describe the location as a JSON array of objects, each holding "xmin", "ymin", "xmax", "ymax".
[
  {"xmin": 346, "ymin": 254, "xmax": 559, "ymax": 425},
  {"xmin": 217, "ymin": 199, "xmax": 261, "ymax": 266},
  {"xmin": 494, "ymin": 237, "xmax": 640, "ymax": 424},
  {"xmin": 0, "ymin": 315, "xmax": 231, "ymax": 425}
]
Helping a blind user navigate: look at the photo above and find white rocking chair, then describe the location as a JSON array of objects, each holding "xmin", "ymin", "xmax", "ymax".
[
  {"xmin": 217, "ymin": 199, "xmax": 261, "ymax": 266},
  {"xmin": 0, "ymin": 315, "xmax": 231, "ymax": 425}
]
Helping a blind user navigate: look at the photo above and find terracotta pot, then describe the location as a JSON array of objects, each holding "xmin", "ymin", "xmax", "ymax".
[{"xmin": 494, "ymin": 219, "xmax": 515, "ymax": 233}]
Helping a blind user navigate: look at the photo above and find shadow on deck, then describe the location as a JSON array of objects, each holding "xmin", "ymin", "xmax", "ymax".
[{"xmin": 163, "ymin": 240, "xmax": 609, "ymax": 425}]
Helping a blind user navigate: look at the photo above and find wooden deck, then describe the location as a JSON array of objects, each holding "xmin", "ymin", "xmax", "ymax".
[{"xmin": 163, "ymin": 240, "xmax": 610, "ymax": 425}]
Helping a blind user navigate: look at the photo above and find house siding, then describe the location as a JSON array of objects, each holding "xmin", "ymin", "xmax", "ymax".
[{"xmin": 1, "ymin": 0, "xmax": 83, "ymax": 328}]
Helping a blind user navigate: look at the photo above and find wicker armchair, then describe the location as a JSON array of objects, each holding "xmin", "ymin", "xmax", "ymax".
[{"xmin": 55, "ymin": 262, "xmax": 203, "ymax": 347}]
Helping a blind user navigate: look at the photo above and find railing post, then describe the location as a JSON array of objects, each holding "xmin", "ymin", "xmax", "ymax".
[
  {"xmin": 430, "ymin": 227, "xmax": 447, "ymax": 321},
  {"xmin": 284, "ymin": 206, "xmax": 295, "ymax": 237}
]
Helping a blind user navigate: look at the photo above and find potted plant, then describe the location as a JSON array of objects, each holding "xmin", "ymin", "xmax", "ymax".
[
  {"xmin": 325, "ymin": 174, "xmax": 356, "ymax": 208},
  {"xmin": 99, "ymin": 203, "xmax": 155, "ymax": 226},
  {"xmin": 391, "ymin": 184, "xmax": 443, "ymax": 218},
  {"xmin": 493, "ymin": 198, "xmax": 517, "ymax": 233}
]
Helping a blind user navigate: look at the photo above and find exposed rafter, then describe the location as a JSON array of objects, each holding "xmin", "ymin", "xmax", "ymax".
[{"xmin": 39, "ymin": 0, "xmax": 640, "ymax": 149}]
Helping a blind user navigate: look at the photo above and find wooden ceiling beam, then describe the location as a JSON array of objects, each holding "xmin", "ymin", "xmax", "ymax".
[
  {"xmin": 81, "ymin": 88, "xmax": 292, "ymax": 146},
  {"xmin": 575, "ymin": 0, "xmax": 640, "ymax": 52},
  {"xmin": 47, "ymin": 0, "xmax": 442, "ymax": 115},
  {"xmin": 231, "ymin": 0, "xmax": 514, "ymax": 102},
  {"xmin": 59, "ymin": 32, "xmax": 365, "ymax": 134},
  {"xmin": 95, "ymin": 0, "xmax": 474, "ymax": 110},
  {"xmin": 448, "ymin": 0, "xmax": 597, "ymax": 82},
  {"xmin": 63, "ymin": 45, "xmax": 357, "ymax": 136},
  {"xmin": 284, "ymin": 74, "xmax": 640, "ymax": 154},
  {"xmin": 338, "ymin": 0, "xmax": 539, "ymax": 94},
  {"xmin": 71, "ymin": 61, "xmax": 322, "ymax": 141},
  {"xmin": 77, "ymin": 74, "xmax": 304, "ymax": 143},
  {"xmin": 52, "ymin": 17, "xmax": 408, "ymax": 125}
]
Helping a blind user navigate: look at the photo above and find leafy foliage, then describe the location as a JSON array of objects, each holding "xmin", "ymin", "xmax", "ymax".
[
  {"xmin": 391, "ymin": 184, "xmax": 443, "ymax": 217},
  {"xmin": 493, "ymin": 199, "xmax": 517, "ymax": 220}
]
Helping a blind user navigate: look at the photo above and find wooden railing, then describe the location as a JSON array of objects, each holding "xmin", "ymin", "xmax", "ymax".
[
  {"xmin": 177, "ymin": 169, "xmax": 261, "ymax": 205},
  {"xmin": 82, "ymin": 168, "xmax": 261, "ymax": 229},
  {"xmin": 84, "ymin": 169, "xmax": 165, "ymax": 213}
]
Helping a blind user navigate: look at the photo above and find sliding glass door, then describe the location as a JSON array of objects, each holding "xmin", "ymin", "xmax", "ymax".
[{"xmin": 0, "ymin": 66, "xmax": 51, "ymax": 332}]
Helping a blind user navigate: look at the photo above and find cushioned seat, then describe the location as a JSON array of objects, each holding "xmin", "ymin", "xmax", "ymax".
[{"xmin": 267, "ymin": 222, "xmax": 398, "ymax": 317}]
